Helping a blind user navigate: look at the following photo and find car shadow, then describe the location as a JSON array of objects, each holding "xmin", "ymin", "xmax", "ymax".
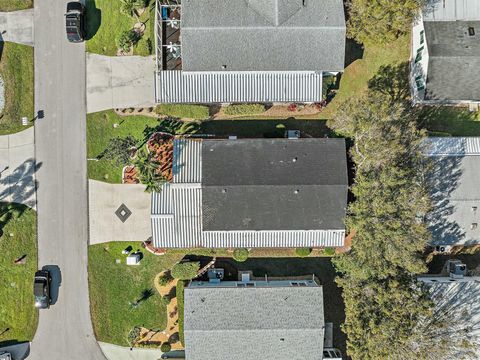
[
  {"xmin": 42, "ymin": 265, "xmax": 62, "ymax": 305},
  {"xmin": 85, "ymin": 0, "xmax": 101, "ymax": 40}
]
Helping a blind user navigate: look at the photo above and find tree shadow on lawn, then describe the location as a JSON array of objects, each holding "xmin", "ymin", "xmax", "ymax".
[
  {"xmin": 85, "ymin": 0, "xmax": 101, "ymax": 40},
  {"xmin": 217, "ymin": 257, "xmax": 347, "ymax": 357}
]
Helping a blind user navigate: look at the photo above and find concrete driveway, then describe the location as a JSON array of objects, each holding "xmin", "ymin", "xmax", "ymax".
[
  {"xmin": 0, "ymin": 127, "xmax": 36, "ymax": 208},
  {"xmin": 86, "ymin": 54, "xmax": 155, "ymax": 114},
  {"xmin": 89, "ymin": 180, "xmax": 152, "ymax": 244},
  {"xmin": 0, "ymin": 9, "xmax": 34, "ymax": 46}
]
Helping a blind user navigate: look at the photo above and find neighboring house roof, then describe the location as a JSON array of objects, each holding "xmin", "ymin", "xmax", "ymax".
[
  {"xmin": 184, "ymin": 283, "xmax": 325, "ymax": 360},
  {"xmin": 424, "ymin": 0, "xmax": 480, "ymax": 21},
  {"xmin": 420, "ymin": 279, "xmax": 480, "ymax": 358},
  {"xmin": 424, "ymin": 138, "xmax": 480, "ymax": 246},
  {"xmin": 181, "ymin": 0, "xmax": 346, "ymax": 72},
  {"xmin": 155, "ymin": 70, "xmax": 323, "ymax": 103},
  {"xmin": 423, "ymin": 21, "xmax": 480, "ymax": 101},
  {"xmin": 151, "ymin": 138, "xmax": 348, "ymax": 248}
]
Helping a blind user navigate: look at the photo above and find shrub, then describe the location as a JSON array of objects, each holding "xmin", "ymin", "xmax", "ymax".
[
  {"xmin": 160, "ymin": 342, "xmax": 171, "ymax": 353},
  {"xmin": 233, "ymin": 248, "xmax": 249, "ymax": 262},
  {"xmin": 99, "ymin": 136, "xmax": 137, "ymax": 166},
  {"xmin": 116, "ymin": 30, "xmax": 140, "ymax": 53},
  {"xmin": 295, "ymin": 247, "xmax": 312, "ymax": 257},
  {"xmin": 223, "ymin": 104, "xmax": 266, "ymax": 116},
  {"xmin": 156, "ymin": 104, "xmax": 210, "ymax": 119},
  {"xmin": 323, "ymin": 247, "xmax": 336, "ymax": 256},
  {"xmin": 171, "ymin": 262, "xmax": 200, "ymax": 280},
  {"xmin": 158, "ymin": 273, "xmax": 172, "ymax": 287},
  {"xmin": 160, "ymin": 295, "xmax": 171, "ymax": 306}
]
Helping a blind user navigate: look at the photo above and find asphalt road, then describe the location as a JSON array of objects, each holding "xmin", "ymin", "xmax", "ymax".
[{"xmin": 30, "ymin": 1, "xmax": 105, "ymax": 359}]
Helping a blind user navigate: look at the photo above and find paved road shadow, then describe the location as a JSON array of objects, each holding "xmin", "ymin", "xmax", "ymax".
[{"xmin": 42, "ymin": 265, "xmax": 62, "ymax": 305}]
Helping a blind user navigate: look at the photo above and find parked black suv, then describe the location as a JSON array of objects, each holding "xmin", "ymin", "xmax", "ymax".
[
  {"xmin": 34, "ymin": 270, "xmax": 51, "ymax": 309},
  {"xmin": 65, "ymin": 1, "xmax": 85, "ymax": 43}
]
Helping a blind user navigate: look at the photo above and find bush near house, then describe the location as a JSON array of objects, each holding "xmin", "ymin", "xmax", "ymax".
[
  {"xmin": 177, "ymin": 280, "xmax": 185, "ymax": 345},
  {"xmin": 233, "ymin": 248, "xmax": 249, "ymax": 262},
  {"xmin": 223, "ymin": 104, "xmax": 266, "ymax": 116},
  {"xmin": 295, "ymin": 247, "xmax": 312, "ymax": 257},
  {"xmin": 171, "ymin": 261, "xmax": 200, "ymax": 280},
  {"xmin": 160, "ymin": 342, "xmax": 171, "ymax": 353},
  {"xmin": 158, "ymin": 273, "xmax": 173, "ymax": 287},
  {"xmin": 155, "ymin": 104, "xmax": 210, "ymax": 120},
  {"xmin": 323, "ymin": 247, "xmax": 336, "ymax": 256}
]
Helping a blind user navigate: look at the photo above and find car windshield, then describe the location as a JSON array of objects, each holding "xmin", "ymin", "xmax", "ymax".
[{"xmin": 34, "ymin": 280, "xmax": 46, "ymax": 296}]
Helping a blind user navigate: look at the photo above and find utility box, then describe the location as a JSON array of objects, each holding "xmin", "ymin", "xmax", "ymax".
[{"xmin": 126, "ymin": 253, "xmax": 141, "ymax": 266}]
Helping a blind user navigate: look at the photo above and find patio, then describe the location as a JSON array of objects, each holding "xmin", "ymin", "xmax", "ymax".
[{"xmin": 156, "ymin": 1, "xmax": 182, "ymax": 71}]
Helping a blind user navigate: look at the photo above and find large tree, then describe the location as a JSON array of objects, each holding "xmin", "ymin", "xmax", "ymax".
[{"xmin": 347, "ymin": 0, "xmax": 424, "ymax": 44}]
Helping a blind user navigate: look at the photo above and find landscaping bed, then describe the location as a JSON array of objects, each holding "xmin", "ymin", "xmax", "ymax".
[
  {"xmin": 156, "ymin": 104, "xmax": 210, "ymax": 120},
  {"xmin": 146, "ymin": 132, "xmax": 174, "ymax": 182},
  {"xmin": 0, "ymin": 202, "xmax": 38, "ymax": 345},
  {"xmin": 87, "ymin": 110, "xmax": 160, "ymax": 183},
  {"xmin": 0, "ymin": 42, "xmax": 34, "ymax": 135}
]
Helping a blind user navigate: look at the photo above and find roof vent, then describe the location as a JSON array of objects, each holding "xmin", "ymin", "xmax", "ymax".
[
  {"xmin": 294, "ymin": 189, "xmax": 299, "ymax": 194},
  {"xmin": 292, "ymin": 157, "xmax": 298, "ymax": 162},
  {"xmin": 468, "ymin": 27, "xmax": 475, "ymax": 36},
  {"xmin": 472, "ymin": 206, "xmax": 477, "ymax": 212},
  {"xmin": 471, "ymin": 223, "xmax": 478, "ymax": 230}
]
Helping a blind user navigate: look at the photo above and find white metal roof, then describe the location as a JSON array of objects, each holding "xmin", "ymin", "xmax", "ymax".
[
  {"xmin": 155, "ymin": 70, "xmax": 323, "ymax": 103},
  {"xmin": 424, "ymin": 137, "xmax": 480, "ymax": 156},
  {"xmin": 151, "ymin": 139, "xmax": 346, "ymax": 248},
  {"xmin": 424, "ymin": 0, "xmax": 480, "ymax": 21}
]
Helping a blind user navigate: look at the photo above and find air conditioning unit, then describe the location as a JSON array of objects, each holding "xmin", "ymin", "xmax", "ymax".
[
  {"xmin": 286, "ymin": 130, "xmax": 300, "ymax": 139},
  {"xmin": 435, "ymin": 245, "xmax": 452, "ymax": 253},
  {"xmin": 448, "ymin": 260, "xmax": 467, "ymax": 279}
]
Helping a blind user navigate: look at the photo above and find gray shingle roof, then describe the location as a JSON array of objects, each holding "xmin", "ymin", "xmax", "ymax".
[
  {"xmin": 201, "ymin": 138, "xmax": 348, "ymax": 231},
  {"xmin": 423, "ymin": 21, "xmax": 480, "ymax": 101},
  {"xmin": 181, "ymin": 0, "xmax": 346, "ymax": 72},
  {"xmin": 184, "ymin": 285, "xmax": 325, "ymax": 360}
]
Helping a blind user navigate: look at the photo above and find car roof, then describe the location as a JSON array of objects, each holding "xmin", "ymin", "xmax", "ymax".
[
  {"xmin": 66, "ymin": 1, "xmax": 83, "ymax": 12},
  {"xmin": 34, "ymin": 281, "xmax": 46, "ymax": 296}
]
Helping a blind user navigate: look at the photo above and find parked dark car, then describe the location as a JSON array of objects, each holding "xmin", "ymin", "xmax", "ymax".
[
  {"xmin": 34, "ymin": 270, "xmax": 51, "ymax": 309},
  {"xmin": 65, "ymin": 1, "xmax": 85, "ymax": 43}
]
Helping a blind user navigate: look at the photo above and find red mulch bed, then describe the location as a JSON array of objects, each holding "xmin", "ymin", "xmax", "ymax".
[{"xmin": 147, "ymin": 133, "xmax": 174, "ymax": 182}]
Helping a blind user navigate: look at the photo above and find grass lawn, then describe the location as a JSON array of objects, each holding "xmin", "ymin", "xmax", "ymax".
[
  {"xmin": 87, "ymin": 110, "xmax": 160, "ymax": 183},
  {"xmin": 86, "ymin": 0, "xmax": 155, "ymax": 56},
  {"xmin": 0, "ymin": 42, "xmax": 34, "ymax": 135},
  {"xmin": 0, "ymin": 203, "xmax": 38, "ymax": 345},
  {"xmin": 90, "ymin": 244, "xmax": 339, "ymax": 347},
  {"xmin": 156, "ymin": 104, "xmax": 210, "ymax": 120},
  {"xmin": 420, "ymin": 107, "xmax": 480, "ymax": 136},
  {"xmin": 0, "ymin": 0, "xmax": 32, "ymax": 11},
  {"xmin": 320, "ymin": 36, "xmax": 410, "ymax": 119},
  {"xmin": 88, "ymin": 242, "xmax": 185, "ymax": 346}
]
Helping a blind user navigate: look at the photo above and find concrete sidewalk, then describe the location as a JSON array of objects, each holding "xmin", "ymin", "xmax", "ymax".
[
  {"xmin": 0, "ymin": 127, "xmax": 36, "ymax": 208},
  {"xmin": 0, "ymin": 9, "xmax": 34, "ymax": 46},
  {"xmin": 88, "ymin": 179, "xmax": 151, "ymax": 244},
  {"xmin": 98, "ymin": 342, "xmax": 165, "ymax": 360},
  {"xmin": 86, "ymin": 54, "xmax": 155, "ymax": 113}
]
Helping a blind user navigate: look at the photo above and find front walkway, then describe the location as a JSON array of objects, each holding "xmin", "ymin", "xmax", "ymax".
[
  {"xmin": 0, "ymin": 127, "xmax": 36, "ymax": 208},
  {"xmin": 88, "ymin": 180, "xmax": 151, "ymax": 244},
  {"xmin": 0, "ymin": 9, "xmax": 34, "ymax": 46},
  {"xmin": 98, "ymin": 342, "xmax": 163, "ymax": 360},
  {"xmin": 86, "ymin": 54, "xmax": 155, "ymax": 114}
]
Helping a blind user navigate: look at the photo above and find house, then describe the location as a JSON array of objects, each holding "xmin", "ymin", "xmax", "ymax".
[
  {"xmin": 155, "ymin": 0, "xmax": 346, "ymax": 103},
  {"xmin": 424, "ymin": 137, "xmax": 480, "ymax": 248},
  {"xmin": 150, "ymin": 138, "xmax": 348, "ymax": 248},
  {"xmin": 418, "ymin": 260, "xmax": 480, "ymax": 358},
  {"xmin": 184, "ymin": 272, "xmax": 342, "ymax": 360},
  {"xmin": 411, "ymin": 0, "xmax": 480, "ymax": 106}
]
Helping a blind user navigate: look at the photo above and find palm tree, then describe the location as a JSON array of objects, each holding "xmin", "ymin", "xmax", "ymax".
[
  {"xmin": 134, "ymin": 149, "xmax": 167, "ymax": 193},
  {"xmin": 120, "ymin": 0, "xmax": 142, "ymax": 21}
]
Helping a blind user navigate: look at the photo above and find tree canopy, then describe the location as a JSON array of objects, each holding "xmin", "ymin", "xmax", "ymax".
[{"xmin": 346, "ymin": 0, "xmax": 424, "ymax": 45}]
